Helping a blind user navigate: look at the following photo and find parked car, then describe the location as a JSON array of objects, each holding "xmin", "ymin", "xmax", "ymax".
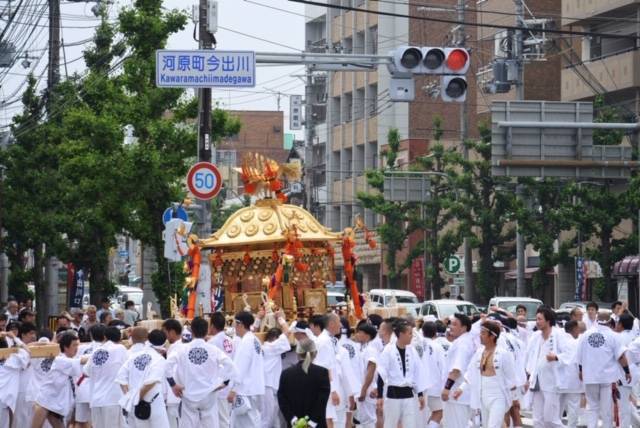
[
  {"xmin": 419, "ymin": 299, "xmax": 480, "ymax": 320},
  {"xmin": 368, "ymin": 289, "xmax": 421, "ymax": 315},
  {"xmin": 487, "ymin": 297, "xmax": 543, "ymax": 321},
  {"xmin": 558, "ymin": 301, "xmax": 612, "ymax": 311},
  {"xmin": 327, "ymin": 290, "xmax": 347, "ymax": 308}
]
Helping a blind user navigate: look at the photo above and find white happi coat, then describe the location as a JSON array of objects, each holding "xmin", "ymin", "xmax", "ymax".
[
  {"xmin": 525, "ymin": 327, "xmax": 571, "ymax": 391},
  {"xmin": 231, "ymin": 331, "xmax": 265, "ymax": 397},
  {"xmin": 576, "ymin": 324, "xmax": 625, "ymax": 385},
  {"xmin": 459, "ymin": 346, "xmax": 517, "ymax": 411},
  {"xmin": 174, "ymin": 338, "xmax": 235, "ymax": 402},
  {"xmin": 444, "ymin": 332, "xmax": 476, "ymax": 404},
  {"xmin": 36, "ymin": 354, "xmax": 83, "ymax": 417},
  {"xmin": 377, "ymin": 343, "xmax": 427, "ymax": 393},
  {"xmin": 115, "ymin": 346, "xmax": 167, "ymax": 416},
  {"xmin": 0, "ymin": 349, "xmax": 29, "ymax": 412}
]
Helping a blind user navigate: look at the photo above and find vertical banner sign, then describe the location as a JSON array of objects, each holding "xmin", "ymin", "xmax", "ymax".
[
  {"xmin": 582, "ymin": 260, "xmax": 589, "ymax": 301},
  {"xmin": 290, "ymin": 95, "xmax": 302, "ymax": 130},
  {"xmin": 69, "ymin": 268, "xmax": 85, "ymax": 308},
  {"xmin": 66, "ymin": 263, "xmax": 75, "ymax": 307},
  {"xmin": 411, "ymin": 257, "xmax": 425, "ymax": 300},
  {"xmin": 575, "ymin": 257, "xmax": 584, "ymax": 301}
]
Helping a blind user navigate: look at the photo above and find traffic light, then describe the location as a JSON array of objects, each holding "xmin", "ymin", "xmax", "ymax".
[
  {"xmin": 441, "ymin": 48, "xmax": 470, "ymax": 102},
  {"xmin": 391, "ymin": 46, "xmax": 470, "ymax": 102},
  {"xmin": 441, "ymin": 76, "xmax": 468, "ymax": 102}
]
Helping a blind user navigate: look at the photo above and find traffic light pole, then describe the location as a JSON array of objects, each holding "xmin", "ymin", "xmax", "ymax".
[
  {"xmin": 514, "ymin": 0, "xmax": 526, "ymax": 297},
  {"xmin": 457, "ymin": 0, "xmax": 474, "ymax": 303}
]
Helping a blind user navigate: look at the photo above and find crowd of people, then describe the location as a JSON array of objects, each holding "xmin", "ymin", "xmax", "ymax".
[{"xmin": 0, "ymin": 297, "xmax": 640, "ymax": 427}]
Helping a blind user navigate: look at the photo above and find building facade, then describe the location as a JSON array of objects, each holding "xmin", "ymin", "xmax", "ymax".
[{"xmin": 305, "ymin": 1, "xmax": 480, "ymax": 291}]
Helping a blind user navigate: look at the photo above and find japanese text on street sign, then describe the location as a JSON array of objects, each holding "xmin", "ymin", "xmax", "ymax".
[{"xmin": 156, "ymin": 50, "xmax": 256, "ymax": 88}]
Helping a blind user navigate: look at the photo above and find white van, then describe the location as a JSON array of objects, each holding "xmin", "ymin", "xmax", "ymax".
[
  {"xmin": 115, "ymin": 285, "xmax": 144, "ymax": 314},
  {"xmin": 368, "ymin": 289, "xmax": 421, "ymax": 315}
]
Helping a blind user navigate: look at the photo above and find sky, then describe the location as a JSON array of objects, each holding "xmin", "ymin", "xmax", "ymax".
[{"xmin": 0, "ymin": 0, "xmax": 307, "ymax": 137}]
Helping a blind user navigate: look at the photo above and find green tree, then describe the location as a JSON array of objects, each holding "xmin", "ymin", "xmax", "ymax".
[
  {"xmin": 460, "ymin": 123, "xmax": 516, "ymax": 302},
  {"xmin": 410, "ymin": 117, "xmax": 465, "ymax": 299},
  {"xmin": 517, "ymin": 179, "xmax": 574, "ymax": 298},
  {"xmin": 358, "ymin": 128, "xmax": 412, "ymax": 288},
  {"xmin": 0, "ymin": 76, "xmax": 67, "ymax": 323}
]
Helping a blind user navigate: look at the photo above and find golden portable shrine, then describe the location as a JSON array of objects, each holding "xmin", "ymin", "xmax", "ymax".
[{"xmin": 175, "ymin": 153, "xmax": 375, "ymax": 323}]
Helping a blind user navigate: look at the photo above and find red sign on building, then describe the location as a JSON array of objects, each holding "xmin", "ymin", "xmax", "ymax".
[{"xmin": 411, "ymin": 257, "xmax": 425, "ymax": 300}]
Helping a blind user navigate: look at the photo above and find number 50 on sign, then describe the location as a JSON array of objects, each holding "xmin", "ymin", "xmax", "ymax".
[{"xmin": 187, "ymin": 162, "xmax": 222, "ymax": 200}]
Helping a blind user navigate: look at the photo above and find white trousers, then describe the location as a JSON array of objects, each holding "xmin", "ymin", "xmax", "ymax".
[
  {"xmin": 531, "ymin": 390, "xmax": 563, "ymax": 428},
  {"xmin": 91, "ymin": 405, "xmax": 124, "ymax": 428},
  {"xmin": 559, "ymin": 392, "xmax": 581, "ymax": 428},
  {"xmin": 125, "ymin": 397, "xmax": 169, "ymax": 428},
  {"xmin": 480, "ymin": 376, "xmax": 508, "ymax": 428},
  {"xmin": 167, "ymin": 403, "xmax": 179, "ymax": 428},
  {"xmin": 0, "ymin": 405, "xmax": 10, "ymax": 428},
  {"xmin": 230, "ymin": 395, "xmax": 261, "ymax": 428},
  {"xmin": 383, "ymin": 397, "xmax": 418, "ymax": 428},
  {"xmin": 261, "ymin": 387, "xmax": 281, "ymax": 428},
  {"xmin": 355, "ymin": 400, "xmax": 377, "ymax": 426},
  {"xmin": 619, "ymin": 385, "xmax": 634, "ymax": 428},
  {"xmin": 442, "ymin": 401, "xmax": 469, "ymax": 428},
  {"xmin": 585, "ymin": 384, "xmax": 613, "ymax": 428},
  {"xmin": 180, "ymin": 391, "xmax": 219, "ymax": 428},
  {"xmin": 217, "ymin": 396, "xmax": 231, "ymax": 428},
  {"xmin": 12, "ymin": 394, "xmax": 33, "ymax": 428}
]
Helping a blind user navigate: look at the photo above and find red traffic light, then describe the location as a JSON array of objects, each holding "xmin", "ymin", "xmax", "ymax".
[{"xmin": 446, "ymin": 48, "xmax": 469, "ymax": 72}]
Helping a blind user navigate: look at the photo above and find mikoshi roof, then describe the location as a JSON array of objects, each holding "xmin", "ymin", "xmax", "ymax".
[{"xmin": 199, "ymin": 198, "xmax": 341, "ymax": 249}]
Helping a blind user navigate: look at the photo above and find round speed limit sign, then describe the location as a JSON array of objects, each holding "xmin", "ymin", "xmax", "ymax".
[{"xmin": 186, "ymin": 162, "xmax": 222, "ymax": 200}]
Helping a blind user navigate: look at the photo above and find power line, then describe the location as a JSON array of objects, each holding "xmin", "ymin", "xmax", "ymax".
[
  {"xmin": 288, "ymin": 0, "xmax": 640, "ymax": 40},
  {"xmin": 369, "ymin": 0, "xmax": 640, "ymax": 25},
  {"xmin": 218, "ymin": 25, "xmax": 302, "ymax": 51}
]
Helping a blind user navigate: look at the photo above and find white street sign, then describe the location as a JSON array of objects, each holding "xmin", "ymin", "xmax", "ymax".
[
  {"xmin": 156, "ymin": 50, "xmax": 256, "ymax": 88},
  {"xmin": 290, "ymin": 95, "xmax": 302, "ymax": 130}
]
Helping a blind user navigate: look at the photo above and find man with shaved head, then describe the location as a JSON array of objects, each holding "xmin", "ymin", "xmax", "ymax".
[
  {"xmin": 310, "ymin": 313, "xmax": 342, "ymax": 428},
  {"xmin": 128, "ymin": 327, "xmax": 149, "ymax": 355}
]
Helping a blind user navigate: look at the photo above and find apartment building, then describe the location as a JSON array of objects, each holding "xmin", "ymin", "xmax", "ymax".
[
  {"xmin": 562, "ymin": 1, "xmax": 640, "ymax": 118},
  {"xmin": 561, "ymin": 0, "xmax": 640, "ymax": 305},
  {"xmin": 305, "ymin": 1, "xmax": 478, "ymax": 290},
  {"xmin": 216, "ymin": 110, "xmax": 288, "ymax": 201}
]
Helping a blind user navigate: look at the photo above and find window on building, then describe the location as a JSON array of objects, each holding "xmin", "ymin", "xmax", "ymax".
[
  {"xmin": 589, "ymin": 21, "xmax": 636, "ymax": 61},
  {"xmin": 367, "ymin": 26, "xmax": 378, "ymax": 54}
]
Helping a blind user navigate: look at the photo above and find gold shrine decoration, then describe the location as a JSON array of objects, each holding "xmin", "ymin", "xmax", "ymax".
[{"xmin": 200, "ymin": 199, "xmax": 340, "ymax": 249}]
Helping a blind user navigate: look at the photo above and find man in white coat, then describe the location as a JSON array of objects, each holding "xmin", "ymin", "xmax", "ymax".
[
  {"xmin": 453, "ymin": 321, "xmax": 516, "ymax": 428},
  {"xmin": 83, "ymin": 326, "xmax": 127, "ymax": 428},
  {"xmin": 440, "ymin": 313, "xmax": 476, "ymax": 428},
  {"xmin": 172, "ymin": 317, "xmax": 235, "ymax": 428},
  {"xmin": 227, "ymin": 311, "xmax": 265, "ymax": 428},
  {"xmin": 162, "ymin": 319, "xmax": 185, "ymax": 428},
  {"xmin": 525, "ymin": 306, "xmax": 572, "ymax": 428},
  {"xmin": 0, "ymin": 331, "xmax": 30, "ymax": 428},
  {"xmin": 376, "ymin": 320, "xmax": 426, "ymax": 428},
  {"xmin": 419, "ymin": 321, "xmax": 445, "ymax": 428},
  {"xmin": 261, "ymin": 320, "xmax": 293, "ymax": 428},
  {"xmin": 116, "ymin": 329, "xmax": 169, "ymax": 428},
  {"xmin": 557, "ymin": 320, "xmax": 584, "ymax": 428},
  {"xmin": 576, "ymin": 311, "xmax": 630, "ymax": 428},
  {"xmin": 614, "ymin": 313, "xmax": 640, "ymax": 428},
  {"xmin": 208, "ymin": 312, "xmax": 235, "ymax": 428},
  {"xmin": 310, "ymin": 313, "xmax": 342, "ymax": 428}
]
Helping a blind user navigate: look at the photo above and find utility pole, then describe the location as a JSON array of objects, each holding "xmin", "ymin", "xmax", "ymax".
[
  {"xmin": 457, "ymin": 0, "xmax": 474, "ymax": 303},
  {"xmin": 47, "ymin": 0, "xmax": 60, "ymax": 111},
  {"xmin": 514, "ymin": 0, "xmax": 526, "ymax": 297},
  {"xmin": 304, "ymin": 67, "xmax": 313, "ymax": 212},
  {"xmin": 198, "ymin": 0, "xmax": 215, "ymax": 236}
]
